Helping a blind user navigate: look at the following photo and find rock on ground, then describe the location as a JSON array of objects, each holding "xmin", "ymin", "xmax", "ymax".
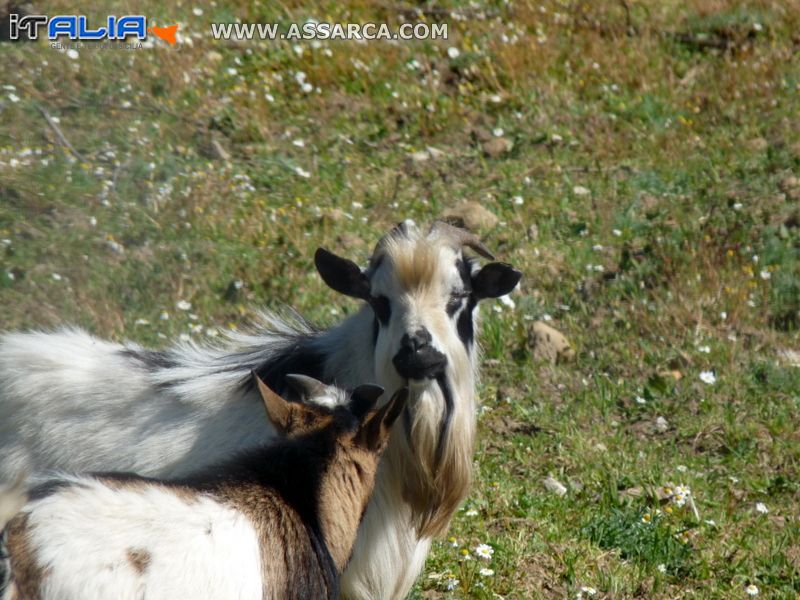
[
  {"xmin": 441, "ymin": 201, "xmax": 499, "ymax": 230},
  {"xmin": 528, "ymin": 321, "xmax": 575, "ymax": 364}
]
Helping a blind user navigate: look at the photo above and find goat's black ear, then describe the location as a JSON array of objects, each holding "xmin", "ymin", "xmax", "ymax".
[
  {"xmin": 350, "ymin": 384, "xmax": 384, "ymax": 418},
  {"xmin": 315, "ymin": 248, "xmax": 371, "ymax": 300},
  {"xmin": 472, "ymin": 262, "xmax": 522, "ymax": 299},
  {"xmin": 358, "ymin": 387, "xmax": 408, "ymax": 450},
  {"xmin": 380, "ymin": 387, "xmax": 408, "ymax": 431}
]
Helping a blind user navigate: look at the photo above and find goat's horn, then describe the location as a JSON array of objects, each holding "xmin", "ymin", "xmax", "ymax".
[
  {"xmin": 285, "ymin": 373, "xmax": 328, "ymax": 400},
  {"xmin": 430, "ymin": 221, "xmax": 496, "ymax": 260}
]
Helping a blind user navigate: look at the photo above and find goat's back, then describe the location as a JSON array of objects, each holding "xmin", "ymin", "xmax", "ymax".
[
  {"xmin": 3, "ymin": 476, "xmax": 264, "ymax": 600},
  {"xmin": 0, "ymin": 329, "xmax": 277, "ymax": 480}
]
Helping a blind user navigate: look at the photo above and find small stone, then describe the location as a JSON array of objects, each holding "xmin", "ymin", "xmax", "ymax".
[
  {"xmin": 197, "ymin": 131, "xmax": 231, "ymax": 161},
  {"xmin": 542, "ymin": 476, "xmax": 567, "ymax": 496},
  {"xmin": 777, "ymin": 348, "xmax": 800, "ymax": 367},
  {"xmin": 482, "ymin": 137, "xmax": 512, "ymax": 157},
  {"xmin": 426, "ymin": 146, "xmax": 446, "ymax": 160},
  {"xmin": 410, "ymin": 150, "xmax": 430, "ymax": 163},
  {"xmin": 442, "ymin": 201, "xmax": 499, "ymax": 230},
  {"xmin": 210, "ymin": 139, "xmax": 230, "ymax": 161},
  {"xmin": 572, "ymin": 185, "xmax": 591, "ymax": 196},
  {"xmin": 620, "ymin": 486, "xmax": 644, "ymax": 499},
  {"xmin": 471, "ymin": 126, "xmax": 493, "ymax": 143},
  {"xmin": 528, "ymin": 321, "xmax": 574, "ymax": 364},
  {"xmin": 654, "ymin": 416, "xmax": 669, "ymax": 433},
  {"xmin": 410, "ymin": 147, "xmax": 446, "ymax": 163}
]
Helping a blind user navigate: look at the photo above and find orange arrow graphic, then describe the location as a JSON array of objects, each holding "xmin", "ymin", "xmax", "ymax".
[{"xmin": 148, "ymin": 24, "xmax": 179, "ymax": 45}]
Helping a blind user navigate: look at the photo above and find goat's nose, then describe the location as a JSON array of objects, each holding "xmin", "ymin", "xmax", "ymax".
[
  {"xmin": 402, "ymin": 329, "xmax": 432, "ymax": 351},
  {"xmin": 393, "ymin": 327, "xmax": 447, "ymax": 380}
]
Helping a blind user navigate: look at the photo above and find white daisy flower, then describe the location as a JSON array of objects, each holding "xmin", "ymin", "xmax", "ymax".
[{"xmin": 474, "ymin": 543, "xmax": 494, "ymax": 560}]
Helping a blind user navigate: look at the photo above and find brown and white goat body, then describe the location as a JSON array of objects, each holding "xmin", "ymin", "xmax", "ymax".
[{"xmin": 0, "ymin": 376, "xmax": 406, "ymax": 600}]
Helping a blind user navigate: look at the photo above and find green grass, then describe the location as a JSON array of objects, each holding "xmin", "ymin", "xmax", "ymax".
[{"xmin": 2, "ymin": 0, "xmax": 800, "ymax": 597}]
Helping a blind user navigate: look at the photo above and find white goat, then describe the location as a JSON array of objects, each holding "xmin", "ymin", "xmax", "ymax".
[
  {"xmin": 0, "ymin": 220, "xmax": 521, "ymax": 599},
  {"xmin": 0, "ymin": 375, "xmax": 406, "ymax": 600}
]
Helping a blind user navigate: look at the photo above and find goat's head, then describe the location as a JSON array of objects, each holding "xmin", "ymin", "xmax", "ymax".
[
  {"xmin": 314, "ymin": 221, "xmax": 520, "ymax": 536},
  {"xmin": 315, "ymin": 220, "xmax": 521, "ymax": 388},
  {"xmin": 254, "ymin": 372, "xmax": 408, "ymax": 571},
  {"xmin": 254, "ymin": 372, "xmax": 405, "ymax": 452}
]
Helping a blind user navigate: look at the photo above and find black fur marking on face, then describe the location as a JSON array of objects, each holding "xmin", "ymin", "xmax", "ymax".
[
  {"xmin": 372, "ymin": 317, "xmax": 379, "ymax": 347},
  {"xmin": 450, "ymin": 257, "xmax": 478, "ymax": 347},
  {"xmin": 369, "ymin": 295, "xmax": 391, "ymax": 324},
  {"xmin": 446, "ymin": 292, "xmax": 469, "ymax": 318},
  {"xmin": 456, "ymin": 257, "xmax": 474, "ymax": 292},
  {"xmin": 456, "ymin": 297, "xmax": 478, "ymax": 347},
  {"xmin": 403, "ymin": 406, "xmax": 414, "ymax": 451},
  {"xmin": 433, "ymin": 373, "xmax": 454, "ymax": 470}
]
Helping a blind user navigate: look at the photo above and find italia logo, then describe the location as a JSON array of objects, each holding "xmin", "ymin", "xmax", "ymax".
[{"xmin": 8, "ymin": 14, "xmax": 179, "ymax": 45}]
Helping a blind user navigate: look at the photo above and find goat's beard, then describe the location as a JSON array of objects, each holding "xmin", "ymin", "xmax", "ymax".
[{"xmin": 380, "ymin": 360, "xmax": 476, "ymax": 538}]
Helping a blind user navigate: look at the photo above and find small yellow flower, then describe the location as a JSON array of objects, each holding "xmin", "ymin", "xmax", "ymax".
[{"xmin": 641, "ymin": 513, "xmax": 652, "ymax": 524}]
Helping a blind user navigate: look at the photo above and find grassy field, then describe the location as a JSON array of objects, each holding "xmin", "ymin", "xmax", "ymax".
[{"xmin": 1, "ymin": 0, "xmax": 799, "ymax": 597}]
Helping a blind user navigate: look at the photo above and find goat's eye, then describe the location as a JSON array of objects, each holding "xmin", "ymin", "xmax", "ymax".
[
  {"xmin": 446, "ymin": 291, "xmax": 469, "ymax": 316},
  {"xmin": 370, "ymin": 295, "xmax": 391, "ymax": 324}
]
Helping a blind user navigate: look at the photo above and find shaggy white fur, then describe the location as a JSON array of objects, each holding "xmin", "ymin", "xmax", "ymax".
[{"xmin": 9, "ymin": 477, "xmax": 263, "ymax": 600}]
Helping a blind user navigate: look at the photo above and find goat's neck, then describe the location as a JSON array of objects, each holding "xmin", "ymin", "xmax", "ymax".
[{"xmin": 316, "ymin": 454, "xmax": 377, "ymax": 572}]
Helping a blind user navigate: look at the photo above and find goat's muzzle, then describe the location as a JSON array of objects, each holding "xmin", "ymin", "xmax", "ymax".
[{"xmin": 392, "ymin": 329, "xmax": 447, "ymax": 380}]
